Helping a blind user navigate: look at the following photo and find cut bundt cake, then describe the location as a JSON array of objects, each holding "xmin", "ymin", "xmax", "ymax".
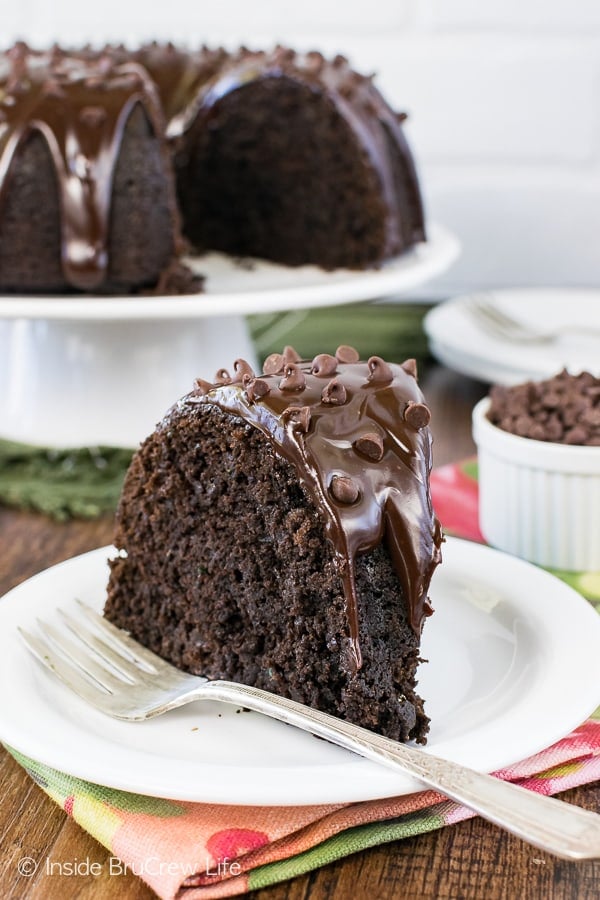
[
  {"xmin": 104, "ymin": 346, "xmax": 443, "ymax": 742},
  {"xmin": 171, "ymin": 46, "xmax": 425, "ymax": 269},
  {"xmin": 0, "ymin": 41, "xmax": 425, "ymax": 294},
  {"xmin": 0, "ymin": 43, "xmax": 182, "ymax": 294}
]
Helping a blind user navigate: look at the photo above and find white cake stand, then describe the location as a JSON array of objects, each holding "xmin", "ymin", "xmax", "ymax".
[{"xmin": 0, "ymin": 223, "xmax": 459, "ymax": 448}]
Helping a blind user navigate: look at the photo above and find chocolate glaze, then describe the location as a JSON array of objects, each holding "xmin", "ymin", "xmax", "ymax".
[
  {"xmin": 0, "ymin": 45, "xmax": 170, "ymax": 290},
  {"xmin": 178, "ymin": 348, "xmax": 443, "ymax": 674}
]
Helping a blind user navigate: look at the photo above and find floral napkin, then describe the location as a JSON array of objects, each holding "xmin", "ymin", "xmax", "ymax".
[{"xmin": 5, "ymin": 460, "xmax": 600, "ymax": 899}]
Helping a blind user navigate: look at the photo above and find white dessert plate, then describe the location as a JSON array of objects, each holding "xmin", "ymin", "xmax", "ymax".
[
  {"xmin": 0, "ymin": 224, "xmax": 458, "ymax": 322},
  {"xmin": 2, "ymin": 537, "xmax": 599, "ymax": 806},
  {"xmin": 424, "ymin": 288, "xmax": 600, "ymax": 385}
]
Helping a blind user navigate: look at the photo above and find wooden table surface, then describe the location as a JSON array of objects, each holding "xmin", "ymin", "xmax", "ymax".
[{"xmin": 1, "ymin": 364, "xmax": 599, "ymax": 900}]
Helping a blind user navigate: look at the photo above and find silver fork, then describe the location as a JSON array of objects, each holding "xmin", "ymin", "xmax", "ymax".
[
  {"xmin": 467, "ymin": 293, "xmax": 600, "ymax": 344},
  {"xmin": 18, "ymin": 602, "xmax": 600, "ymax": 861}
]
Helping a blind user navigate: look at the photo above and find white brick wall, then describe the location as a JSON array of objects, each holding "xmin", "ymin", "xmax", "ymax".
[
  {"xmin": 6, "ymin": 0, "xmax": 600, "ymax": 296},
  {"xmin": 421, "ymin": 1, "xmax": 600, "ymax": 32}
]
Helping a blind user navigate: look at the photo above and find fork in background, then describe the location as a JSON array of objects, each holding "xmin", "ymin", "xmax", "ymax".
[
  {"xmin": 18, "ymin": 601, "xmax": 600, "ymax": 861},
  {"xmin": 467, "ymin": 293, "xmax": 600, "ymax": 344}
]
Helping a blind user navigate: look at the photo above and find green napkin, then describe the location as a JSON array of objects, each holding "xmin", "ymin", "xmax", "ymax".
[
  {"xmin": 0, "ymin": 440, "xmax": 133, "ymax": 520},
  {"xmin": 248, "ymin": 302, "xmax": 431, "ymax": 362}
]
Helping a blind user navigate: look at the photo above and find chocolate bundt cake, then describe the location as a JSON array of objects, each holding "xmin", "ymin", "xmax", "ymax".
[
  {"xmin": 0, "ymin": 42, "xmax": 425, "ymax": 294},
  {"xmin": 104, "ymin": 347, "xmax": 443, "ymax": 742},
  {"xmin": 0, "ymin": 44, "xmax": 181, "ymax": 294},
  {"xmin": 170, "ymin": 47, "xmax": 425, "ymax": 269}
]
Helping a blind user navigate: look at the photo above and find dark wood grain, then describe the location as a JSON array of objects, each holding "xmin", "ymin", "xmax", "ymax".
[{"xmin": 1, "ymin": 364, "xmax": 598, "ymax": 900}]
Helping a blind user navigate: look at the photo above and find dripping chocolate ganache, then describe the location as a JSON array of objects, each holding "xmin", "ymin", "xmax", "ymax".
[{"xmin": 104, "ymin": 346, "xmax": 443, "ymax": 742}]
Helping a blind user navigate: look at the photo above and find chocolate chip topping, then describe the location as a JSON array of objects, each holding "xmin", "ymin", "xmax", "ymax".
[
  {"xmin": 193, "ymin": 377, "xmax": 213, "ymax": 395},
  {"xmin": 262, "ymin": 353, "xmax": 285, "ymax": 376},
  {"xmin": 367, "ymin": 355, "xmax": 394, "ymax": 384},
  {"xmin": 279, "ymin": 363, "xmax": 306, "ymax": 392},
  {"xmin": 330, "ymin": 474, "xmax": 360, "ymax": 505},
  {"xmin": 281, "ymin": 404, "xmax": 312, "ymax": 433},
  {"xmin": 214, "ymin": 368, "xmax": 231, "ymax": 385},
  {"xmin": 487, "ymin": 370, "xmax": 600, "ymax": 446},
  {"xmin": 354, "ymin": 431, "xmax": 384, "ymax": 461},
  {"xmin": 321, "ymin": 378, "xmax": 347, "ymax": 405},
  {"xmin": 404, "ymin": 401, "xmax": 431, "ymax": 430},
  {"xmin": 244, "ymin": 376, "xmax": 270, "ymax": 403},
  {"xmin": 282, "ymin": 345, "xmax": 302, "ymax": 364},
  {"xmin": 185, "ymin": 349, "xmax": 442, "ymax": 674},
  {"xmin": 401, "ymin": 358, "xmax": 418, "ymax": 380},
  {"xmin": 335, "ymin": 345, "xmax": 360, "ymax": 364},
  {"xmin": 232, "ymin": 358, "xmax": 255, "ymax": 382},
  {"xmin": 311, "ymin": 354, "xmax": 338, "ymax": 377}
]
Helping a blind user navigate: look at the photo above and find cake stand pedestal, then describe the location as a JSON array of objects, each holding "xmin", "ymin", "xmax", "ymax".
[
  {"xmin": 0, "ymin": 315, "xmax": 256, "ymax": 448},
  {"xmin": 0, "ymin": 223, "xmax": 459, "ymax": 448}
]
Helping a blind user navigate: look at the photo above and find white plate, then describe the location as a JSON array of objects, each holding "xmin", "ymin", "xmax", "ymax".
[
  {"xmin": 424, "ymin": 288, "xmax": 600, "ymax": 385},
  {"xmin": 1, "ymin": 537, "xmax": 599, "ymax": 806},
  {"xmin": 0, "ymin": 224, "xmax": 458, "ymax": 322}
]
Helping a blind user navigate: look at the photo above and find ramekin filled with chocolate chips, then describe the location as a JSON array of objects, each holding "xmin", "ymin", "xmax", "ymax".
[{"xmin": 472, "ymin": 369, "xmax": 600, "ymax": 571}]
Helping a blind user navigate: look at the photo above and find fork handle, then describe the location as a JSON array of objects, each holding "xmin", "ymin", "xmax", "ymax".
[{"xmin": 203, "ymin": 680, "xmax": 600, "ymax": 860}]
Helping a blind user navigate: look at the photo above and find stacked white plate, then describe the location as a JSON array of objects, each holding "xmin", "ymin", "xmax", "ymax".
[{"xmin": 424, "ymin": 288, "xmax": 600, "ymax": 385}]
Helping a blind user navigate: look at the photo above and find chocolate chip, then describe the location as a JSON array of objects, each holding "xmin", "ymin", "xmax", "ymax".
[
  {"xmin": 582, "ymin": 407, "xmax": 600, "ymax": 429},
  {"xmin": 565, "ymin": 425, "xmax": 589, "ymax": 444},
  {"xmin": 404, "ymin": 401, "xmax": 431, "ymax": 430},
  {"xmin": 513, "ymin": 415, "xmax": 535, "ymax": 438},
  {"xmin": 262, "ymin": 353, "xmax": 285, "ymax": 376},
  {"xmin": 193, "ymin": 378, "xmax": 213, "ymax": 395},
  {"xmin": 542, "ymin": 392, "xmax": 562, "ymax": 410},
  {"xmin": 279, "ymin": 363, "xmax": 306, "ymax": 391},
  {"xmin": 367, "ymin": 356, "xmax": 393, "ymax": 384},
  {"xmin": 401, "ymin": 358, "xmax": 418, "ymax": 379},
  {"xmin": 330, "ymin": 475, "xmax": 360, "ymax": 504},
  {"xmin": 335, "ymin": 345, "xmax": 360, "ymax": 364},
  {"xmin": 353, "ymin": 432, "xmax": 384, "ymax": 461},
  {"xmin": 281, "ymin": 405, "xmax": 312, "ymax": 433},
  {"xmin": 232, "ymin": 358, "xmax": 254, "ymax": 382},
  {"xmin": 214, "ymin": 368, "xmax": 231, "ymax": 385},
  {"xmin": 311, "ymin": 354, "xmax": 337, "ymax": 377},
  {"xmin": 282, "ymin": 345, "xmax": 302, "ymax": 364},
  {"xmin": 321, "ymin": 378, "xmax": 347, "ymax": 405},
  {"xmin": 528, "ymin": 423, "xmax": 547, "ymax": 441},
  {"xmin": 333, "ymin": 54, "xmax": 348, "ymax": 68},
  {"xmin": 244, "ymin": 376, "xmax": 270, "ymax": 403},
  {"xmin": 304, "ymin": 51, "xmax": 324, "ymax": 73}
]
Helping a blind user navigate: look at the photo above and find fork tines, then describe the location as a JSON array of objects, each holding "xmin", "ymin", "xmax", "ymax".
[{"xmin": 18, "ymin": 602, "xmax": 192, "ymax": 717}]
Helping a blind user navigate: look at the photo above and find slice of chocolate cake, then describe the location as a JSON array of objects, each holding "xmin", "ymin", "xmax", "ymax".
[{"xmin": 104, "ymin": 347, "xmax": 442, "ymax": 742}]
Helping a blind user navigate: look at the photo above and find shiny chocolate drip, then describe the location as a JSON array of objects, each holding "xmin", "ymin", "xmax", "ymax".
[
  {"xmin": 182, "ymin": 348, "xmax": 443, "ymax": 674},
  {"xmin": 0, "ymin": 45, "xmax": 167, "ymax": 290}
]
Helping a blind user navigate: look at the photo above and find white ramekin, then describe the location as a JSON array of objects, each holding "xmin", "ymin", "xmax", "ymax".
[{"xmin": 472, "ymin": 398, "xmax": 600, "ymax": 571}]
